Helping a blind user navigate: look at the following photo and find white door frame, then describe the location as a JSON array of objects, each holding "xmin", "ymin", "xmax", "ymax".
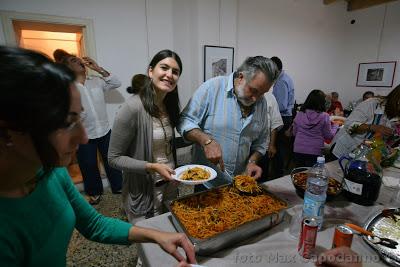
[{"xmin": 0, "ymin": 10, "xmax": 97, "ymax": 59}]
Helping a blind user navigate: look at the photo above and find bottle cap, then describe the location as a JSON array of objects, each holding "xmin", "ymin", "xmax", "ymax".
[{"xmin": 317, "ymin": 156, "xmax": 325, "ymax": 163}]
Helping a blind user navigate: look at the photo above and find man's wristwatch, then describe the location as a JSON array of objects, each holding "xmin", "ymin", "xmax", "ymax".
[{"xmin": 203, "ymin": 139, "xmax": 213, "ymax": 146}]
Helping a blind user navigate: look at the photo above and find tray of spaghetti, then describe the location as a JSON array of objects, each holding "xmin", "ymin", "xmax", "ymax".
[{"xmin": 167, "ymin": 184, "xmax": 288, "ymax": 255}]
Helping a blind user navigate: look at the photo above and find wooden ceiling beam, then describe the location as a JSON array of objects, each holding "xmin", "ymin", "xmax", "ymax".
[{"xmin": 347, "ymin": 0, "xmax": 398, "ymax": 11}]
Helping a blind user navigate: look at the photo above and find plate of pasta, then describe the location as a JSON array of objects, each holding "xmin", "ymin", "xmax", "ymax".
[{"xmin": 172, "ymin": 165, "xmax": 217, "ymax": 185}]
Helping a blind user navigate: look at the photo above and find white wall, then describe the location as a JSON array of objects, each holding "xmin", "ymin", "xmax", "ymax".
[
  {"xmin": 236, "ymin": 0, "xmax": 400, "ymax": 106},
  {"xmin": 1, "ymin": 0, "xmax": 399, "ymax": 122}
]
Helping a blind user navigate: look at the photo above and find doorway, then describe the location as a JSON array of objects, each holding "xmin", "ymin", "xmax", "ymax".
[{"xmin": 1, "ymin": 11, "xmax": 97, "ymax": 184}]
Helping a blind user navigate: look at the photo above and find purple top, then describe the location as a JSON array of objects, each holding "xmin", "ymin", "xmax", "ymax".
[{"xmin": 293, "ymin": 110, "xmax": 337, "ymax": 155}]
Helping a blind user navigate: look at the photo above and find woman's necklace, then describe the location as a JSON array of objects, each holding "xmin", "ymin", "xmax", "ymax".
[{"xmin": 158, "ymin": 116, "xmax": 172, "ymax": 156}]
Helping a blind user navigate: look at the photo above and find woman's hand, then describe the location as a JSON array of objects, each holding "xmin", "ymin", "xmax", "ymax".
[
  {"xmin": 146, "ymin": 163, "xmax": 175, "ymax": 181},
  {"xmin": 128, "ymin": 227, "xmax": 196, "ymax": 265},
  {"xmin": 155, "ymin": 232, "xmax": 196, "ymax": 265},
  {"xmin": 82, "ymin": 57, "xmax": 101, "ymax": 71}
]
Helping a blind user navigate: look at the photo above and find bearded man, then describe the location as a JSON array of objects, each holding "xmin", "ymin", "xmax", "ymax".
[{"xmin": 177, "ymin": 56, "xmax": 279, "ymax": 190}]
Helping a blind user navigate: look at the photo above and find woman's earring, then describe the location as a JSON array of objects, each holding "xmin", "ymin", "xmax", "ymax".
[{"xmin": 0, "ymin": 128, "xmax": 13, "ymax": 148}]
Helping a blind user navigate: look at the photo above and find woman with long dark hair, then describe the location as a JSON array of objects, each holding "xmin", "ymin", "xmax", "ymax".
[
  {"xmin": 0, "ymin": 46, "xmax": 195, "ymax": 266},
  {"xmin": 108, "ymin": 50, "xmax": 183, "ymax": 222},
  {"xmin": 293, "ymin": 89, "xmax": 337, "ymax": 167}
]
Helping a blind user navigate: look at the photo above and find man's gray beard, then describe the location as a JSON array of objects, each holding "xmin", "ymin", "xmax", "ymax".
[
  {"xmin": 235, "ymin": 84, "xmax": 255, "ymax": 106},
  {"xmin": 238, "ymin": 97, "xmax": 255, "ymax": 107}
]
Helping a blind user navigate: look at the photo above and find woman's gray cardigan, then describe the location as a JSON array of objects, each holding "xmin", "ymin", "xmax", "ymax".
[{"xmin": 108, "ymin": 95, "xmax": 177, "ymax": 216}]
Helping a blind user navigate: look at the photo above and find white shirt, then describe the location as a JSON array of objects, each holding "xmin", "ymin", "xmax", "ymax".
[
  {"xmin": 76, "ymin": 74, "xmax": 121, "ymax": 139},
  {"xmin": 152, "ymin": 116, "xmax": 174, "ymax": 183},
  {"xmin": 264, "ymin": 91, "xmax": 283, "ymax": 148},
  {"xmin": 332, "ymin": 98, "xmax": 392, "ymax": 158}
]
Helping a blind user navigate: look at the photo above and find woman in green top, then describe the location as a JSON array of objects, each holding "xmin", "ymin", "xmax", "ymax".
[{"xmin": 0, "ymin": 46, "xmax": 196, "ymax": 267}]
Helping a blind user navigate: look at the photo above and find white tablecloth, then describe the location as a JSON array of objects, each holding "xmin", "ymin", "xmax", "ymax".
[{"xmin": 136, "ymin": 161, "xmax": 398, "ymax": 267}]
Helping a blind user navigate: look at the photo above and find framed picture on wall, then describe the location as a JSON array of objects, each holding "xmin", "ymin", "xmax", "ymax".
[
  {"xmin": 204, "ymin": 45, "xmax": 234, "ymax": 81},
  {"xmin": 356, "ymin": 61, "xmax": 397, "ymax": 87}
]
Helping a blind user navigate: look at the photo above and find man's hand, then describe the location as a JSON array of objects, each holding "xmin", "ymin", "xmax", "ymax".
[
  {"xmin": 370, "ymin": 124, "xmax": 394, "ymax": 137},
  {"xmin": 246, "ymin": 162, "xmax": 262, "ymax": 179},
  {"xmin": 203, "ymin": 140, "xmax": 225, "ymax": 171},
  {"xmin": 268, "ymin": 144, "xmax": 277, "ymax": 158}
]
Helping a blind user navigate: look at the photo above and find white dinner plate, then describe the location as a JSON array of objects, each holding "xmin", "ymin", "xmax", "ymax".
[{"xmin": 172, "ymin": 164, "xmax": 217, "ymax": 185}]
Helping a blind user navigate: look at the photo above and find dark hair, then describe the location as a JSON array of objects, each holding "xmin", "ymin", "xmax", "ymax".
[
  {"xmin": 0, "ymin": 46, "xmax": 76, "ymax": 174},
  {"xmin": 53, "ymin": 49, "xmax": 74, "ymax": 64},
  {"xmin": 385, "ymin": 84, "xmax": 400, "ymax": 119},
  {"xmin": 300, "ymin": 89, "xmax": 326, "ymax": 112},
  {"xmin": 331, "ymin": 91, "xmax": 339, "ymax": 98},
  {"xmin": 363, "ymin": 91, "xmax": 374, "ymax": 101},
  {"xmin": 127, "ymin": 50, "xmax": 182, "ymax": 127},
  {"xmin": 271, "ymin": 56, "xmax": 283, "ymax": 71},
  {"xmin": 236, "ymin": 56, "xmax": 279, "ymax": 84},
  {"xmin": 126, "ymin": 74, "xmax": 148, "ymax": 94}
]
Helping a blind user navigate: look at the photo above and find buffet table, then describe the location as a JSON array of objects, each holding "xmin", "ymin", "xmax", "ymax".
[{"xmin": 136, "ymin": 161, "xmax": 400, "ymax": 267}]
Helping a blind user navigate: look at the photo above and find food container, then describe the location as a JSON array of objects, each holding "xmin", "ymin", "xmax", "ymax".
[
  {"xmin": 363, "ymin": 208, "xmax": 400, "ymax": 266},
  {"xmin": 290, "ymin": 167, "xmax": 343, "ymax": 201},
  {"xmin": 166, "ymin": 184, "xmax": 288, "ymax": 255}
]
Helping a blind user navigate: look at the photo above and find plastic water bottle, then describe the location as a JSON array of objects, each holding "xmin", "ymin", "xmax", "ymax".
[{"xmin": 302, "ymin": 157, "xmax": 329, "ymax": 230}]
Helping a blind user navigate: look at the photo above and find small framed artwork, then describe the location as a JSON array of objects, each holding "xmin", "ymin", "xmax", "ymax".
[
  {"xmin": 356, "ymin": 61, "xmax": 397, "ymax": 87},
  {"xmin": 204, "ymin": 45, "xmax": 234, "ymax": 81}
]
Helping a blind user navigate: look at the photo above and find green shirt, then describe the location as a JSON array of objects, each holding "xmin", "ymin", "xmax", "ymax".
[{"xmin": 0, "ymin": 168, "xmax": 132, "ymax": 266}]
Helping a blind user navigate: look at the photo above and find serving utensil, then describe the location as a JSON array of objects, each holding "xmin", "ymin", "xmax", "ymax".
[
  {"xmin": 224, "ymin": 170, "xmax": 261, "ymax": 194},
  {"xmin": 345, "ymin": 223, "xmax": 398, "ymax": 249}
]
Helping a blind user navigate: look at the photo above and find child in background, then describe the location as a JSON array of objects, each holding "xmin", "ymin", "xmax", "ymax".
[{"xmin": 293, "ymin": 90, "xmax": 338, "ymax": 167}]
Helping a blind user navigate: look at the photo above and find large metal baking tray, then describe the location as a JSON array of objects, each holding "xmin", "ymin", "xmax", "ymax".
[
  {"xmin": 364, "ymin": 207, "xmax": 400, "ymax": 266},
  {"xmin": 166, "ymin": 184, "xmax": 288, "ymax": 256}
]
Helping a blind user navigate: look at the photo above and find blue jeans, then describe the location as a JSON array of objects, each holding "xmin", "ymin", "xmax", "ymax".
[{"xmin": 77, "ymin": 130, "xmax": 122, "ymax": 195}]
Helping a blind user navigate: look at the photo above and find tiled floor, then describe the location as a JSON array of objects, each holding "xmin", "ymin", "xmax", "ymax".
[{"xmin": 67, "ymin": 190, "xmax": 138, "ymax": 267}]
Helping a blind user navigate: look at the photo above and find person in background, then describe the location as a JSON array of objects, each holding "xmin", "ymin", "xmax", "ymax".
[
  {"xmin": 353, "ymin": 91, "xmax": 375, "ymax": 108},
  {"xmin": 270, "ymin": 56, "xmax": 295, "ymax": 178},
  {"xmin": 257, "ymin": 90, "xmax": 283, "ymax": 182},
  {"xmin": 332, "ymin": 84, "xmax": 400, "ymax": 159},
  {"xmin": 54, "ymin": 49, "xmax": 122, "ymax": 205},
  {"xmin": 0, "ymin": 46, "xmax": 196, "ymax": 267},
  {"xmin": 108, "ymin": 50, "xmax": 182, "ymax": 223},
  {"xmin": 362, "ymin": 91, "xmax": 375, "ymax": 101},
  {"xmin": 293, "ymin": 90, "xmax": 338, "ymax": 167},
  {"xmin": 177, "ymin": 56, "xmax": 279, "ymax": 189},
  {"xmin": 327, "ymin": 91, "xmax": 344, "ymax": 116},
  {"xmin": 128, "ymin": 73, "xmax": 148, "ymax": 94}
]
